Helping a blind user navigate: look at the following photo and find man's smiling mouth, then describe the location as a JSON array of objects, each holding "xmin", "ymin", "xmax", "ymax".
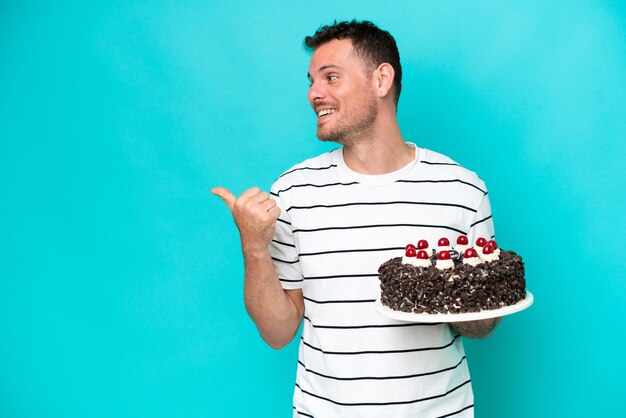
[{"xmin": 317, "ymin": 108, "xmax": 337, "ymax": 119}]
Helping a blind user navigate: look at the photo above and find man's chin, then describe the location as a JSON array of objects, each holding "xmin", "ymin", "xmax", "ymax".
[{"xmin": 316, "ymin": 129, "xmax": 344, "ymax": 144}]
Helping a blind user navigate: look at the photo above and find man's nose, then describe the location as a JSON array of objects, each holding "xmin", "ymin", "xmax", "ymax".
[{"xmin": 308, "ymin": 81, "xmax": 324, "ymax": 105}]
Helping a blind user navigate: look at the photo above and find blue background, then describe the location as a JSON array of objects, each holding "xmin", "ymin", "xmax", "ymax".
[{"xmin": 1, "ymin": 1, "xmax": 625, "ymax": 417}]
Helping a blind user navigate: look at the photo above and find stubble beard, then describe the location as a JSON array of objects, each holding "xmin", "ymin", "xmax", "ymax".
[{"xmin": 316, "ymin": 95, "xmax": 379, "ymax": 147}]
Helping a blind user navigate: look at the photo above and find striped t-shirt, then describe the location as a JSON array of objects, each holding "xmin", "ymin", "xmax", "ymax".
[{"xmin": 269, "ymin": 144, "xmax": 495, "ymax": 418}]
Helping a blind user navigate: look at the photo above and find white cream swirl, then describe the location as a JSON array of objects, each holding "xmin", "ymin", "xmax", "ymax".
[
  {"xmin": 462, "ymin": 256, "xmax": 483, "ymax": 266},
  {"xmin": 479, "ymin": 252, "xmax": 500, "ymax": 263},
  {"xmin": 435, "ymin": 259, "xmax": 455, "ymax": 270},
  {"xmin": 454, "ymin": 244, "xmax": 470, "ymax": 253}
]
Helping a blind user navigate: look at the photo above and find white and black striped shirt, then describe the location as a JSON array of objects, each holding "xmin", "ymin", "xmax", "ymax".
[{"xmin": 269, "ymin": 144, "xmax": 494, "ymax": 418}]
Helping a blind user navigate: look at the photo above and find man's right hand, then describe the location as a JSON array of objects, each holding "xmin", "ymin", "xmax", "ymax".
[{"xmin": 211, "ymin": 186, "xmax": 281, "ymax": 255}]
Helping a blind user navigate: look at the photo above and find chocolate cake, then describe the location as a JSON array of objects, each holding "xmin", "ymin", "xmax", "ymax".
[{"xmin": 379, "ymin": 236, "xmax": 526, "ymax": 314}]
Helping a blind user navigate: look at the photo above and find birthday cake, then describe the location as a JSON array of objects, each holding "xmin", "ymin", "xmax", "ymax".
[{"xmin": 378, "ymin": 236, "xmax": 526, "ymax": 314}]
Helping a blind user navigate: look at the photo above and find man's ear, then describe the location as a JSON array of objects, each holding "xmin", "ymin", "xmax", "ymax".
[{"xmin": 374, "ymin": 63, "xmax": 395, "ymax": 98}]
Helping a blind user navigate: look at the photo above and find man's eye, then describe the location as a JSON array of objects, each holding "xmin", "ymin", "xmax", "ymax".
[{"xmin": 328, "ymin": 75, "xmax": 338, "ymax": 82}]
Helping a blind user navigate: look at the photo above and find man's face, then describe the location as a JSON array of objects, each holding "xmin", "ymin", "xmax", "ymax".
[{"xmin": 307, "ymin": 39, "xmax": 378, "ymax": 144}]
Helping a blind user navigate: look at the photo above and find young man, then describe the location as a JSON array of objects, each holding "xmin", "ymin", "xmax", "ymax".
[{"xmin": 214, "ymin": 20, "xmax": 499, "ymax": 417}]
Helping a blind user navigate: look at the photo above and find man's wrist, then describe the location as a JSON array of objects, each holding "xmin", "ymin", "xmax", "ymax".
[{"xmin": 242, "ymin": 245, "xmax": 272, "ymax": 261}]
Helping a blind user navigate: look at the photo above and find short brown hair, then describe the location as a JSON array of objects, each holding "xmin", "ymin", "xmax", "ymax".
[{"xmin": 304, "ymin": 20, "xmax": 402, "ymax": 105}]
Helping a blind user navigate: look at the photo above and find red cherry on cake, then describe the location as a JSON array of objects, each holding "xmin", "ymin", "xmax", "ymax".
[
  {"xmin": 482, "ymin": 244, "xmax": 494, "ymax": 255},
  {"xmin": 438, "ymin": 237, "xmax": 450, "ymax": 246},
  {"xmin": 417, "ymin": 240, "xmax": 429, "ymax": 250},
  {"xmin": 457, "ymin": 235, "xmax": 469, "ymax": 245},
  {"xmin": 476, "ymin": 237, "xmax": 487, "ymax": 247},
  {"xmin": 488, "ymin": 240, "xmax": 498, "ymax": 250},
  {"xmin": 405, "ymin": 244, "xmax": 416, "ymax": 251},
  {"xmin": 405, "ymin": 247, "xmax": 417, "ymax": 257},
  {"xmin": 438, "ymin": 250, "xmax": 451, "ymax": 260},
  {"xmin": 416, "ymin": 250, "xmax": 429, "ymax": 259},
  {"xmin": 464, "ymin": 248, "xmax": 478, "ymax": 258}
]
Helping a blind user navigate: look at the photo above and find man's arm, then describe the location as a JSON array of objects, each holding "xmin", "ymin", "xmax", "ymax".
[
  {"xmin": 213, "ymin": 186, "xmax": 304, "ymax": 349},
  {"xmin": 450, "ymin": 317, "xmax": 501, "ymax": 339},
  {"xmin": 242, "ymin": 249, "xmax": 304, "ymax": 349}
]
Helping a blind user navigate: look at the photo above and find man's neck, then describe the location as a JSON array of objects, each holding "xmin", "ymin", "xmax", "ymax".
[{"xmin": 342, "ymin": 117, "xmax": 412, "ymax": 175}]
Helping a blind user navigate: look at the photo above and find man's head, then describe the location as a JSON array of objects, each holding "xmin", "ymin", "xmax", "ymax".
[
  {"xmin": 304, "ymin": 20, "xmax": 402, "ymax": 105},
  {"xmin": 304, "ymin": 20, "xmax": 402, "ymax": 145}
]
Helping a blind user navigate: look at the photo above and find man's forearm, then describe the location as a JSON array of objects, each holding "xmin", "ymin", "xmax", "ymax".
[
  {"xmin": 450, "ymin": 317, "xmax": 501, "ymax": 339},
  {"xmin": 243, "ymin": 249, "xmax": 303, "ymax": 349}
]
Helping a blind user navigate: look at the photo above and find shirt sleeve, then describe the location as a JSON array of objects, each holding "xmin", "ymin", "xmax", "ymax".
[
  {"xmin": 466, "ymin": 191, "xmax": 495, "ymax": 245},
  {"xmin": 268, "ymin": 186, "xmax": 303, "ymax": 290}
]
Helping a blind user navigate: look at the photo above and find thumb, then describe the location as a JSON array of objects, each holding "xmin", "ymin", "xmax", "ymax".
[{"xmin": 211, "ymin": 187, "xmax": 237, "ymax": 211}]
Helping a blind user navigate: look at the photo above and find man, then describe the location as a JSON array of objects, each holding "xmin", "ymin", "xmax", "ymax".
[{"xmin": 214, "ymin": 20, "xmax": 499, "ymax": 417}]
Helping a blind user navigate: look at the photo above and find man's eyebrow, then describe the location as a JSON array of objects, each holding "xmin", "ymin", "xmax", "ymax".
[{"xmin": 307, "ymin": 65, "xmax": 343, "ymax": 81}]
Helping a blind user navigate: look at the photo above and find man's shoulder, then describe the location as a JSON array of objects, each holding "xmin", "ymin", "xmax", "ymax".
[{"xmin": 418, "ymin": 147, "xmax": 487, "ymax": 190}]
